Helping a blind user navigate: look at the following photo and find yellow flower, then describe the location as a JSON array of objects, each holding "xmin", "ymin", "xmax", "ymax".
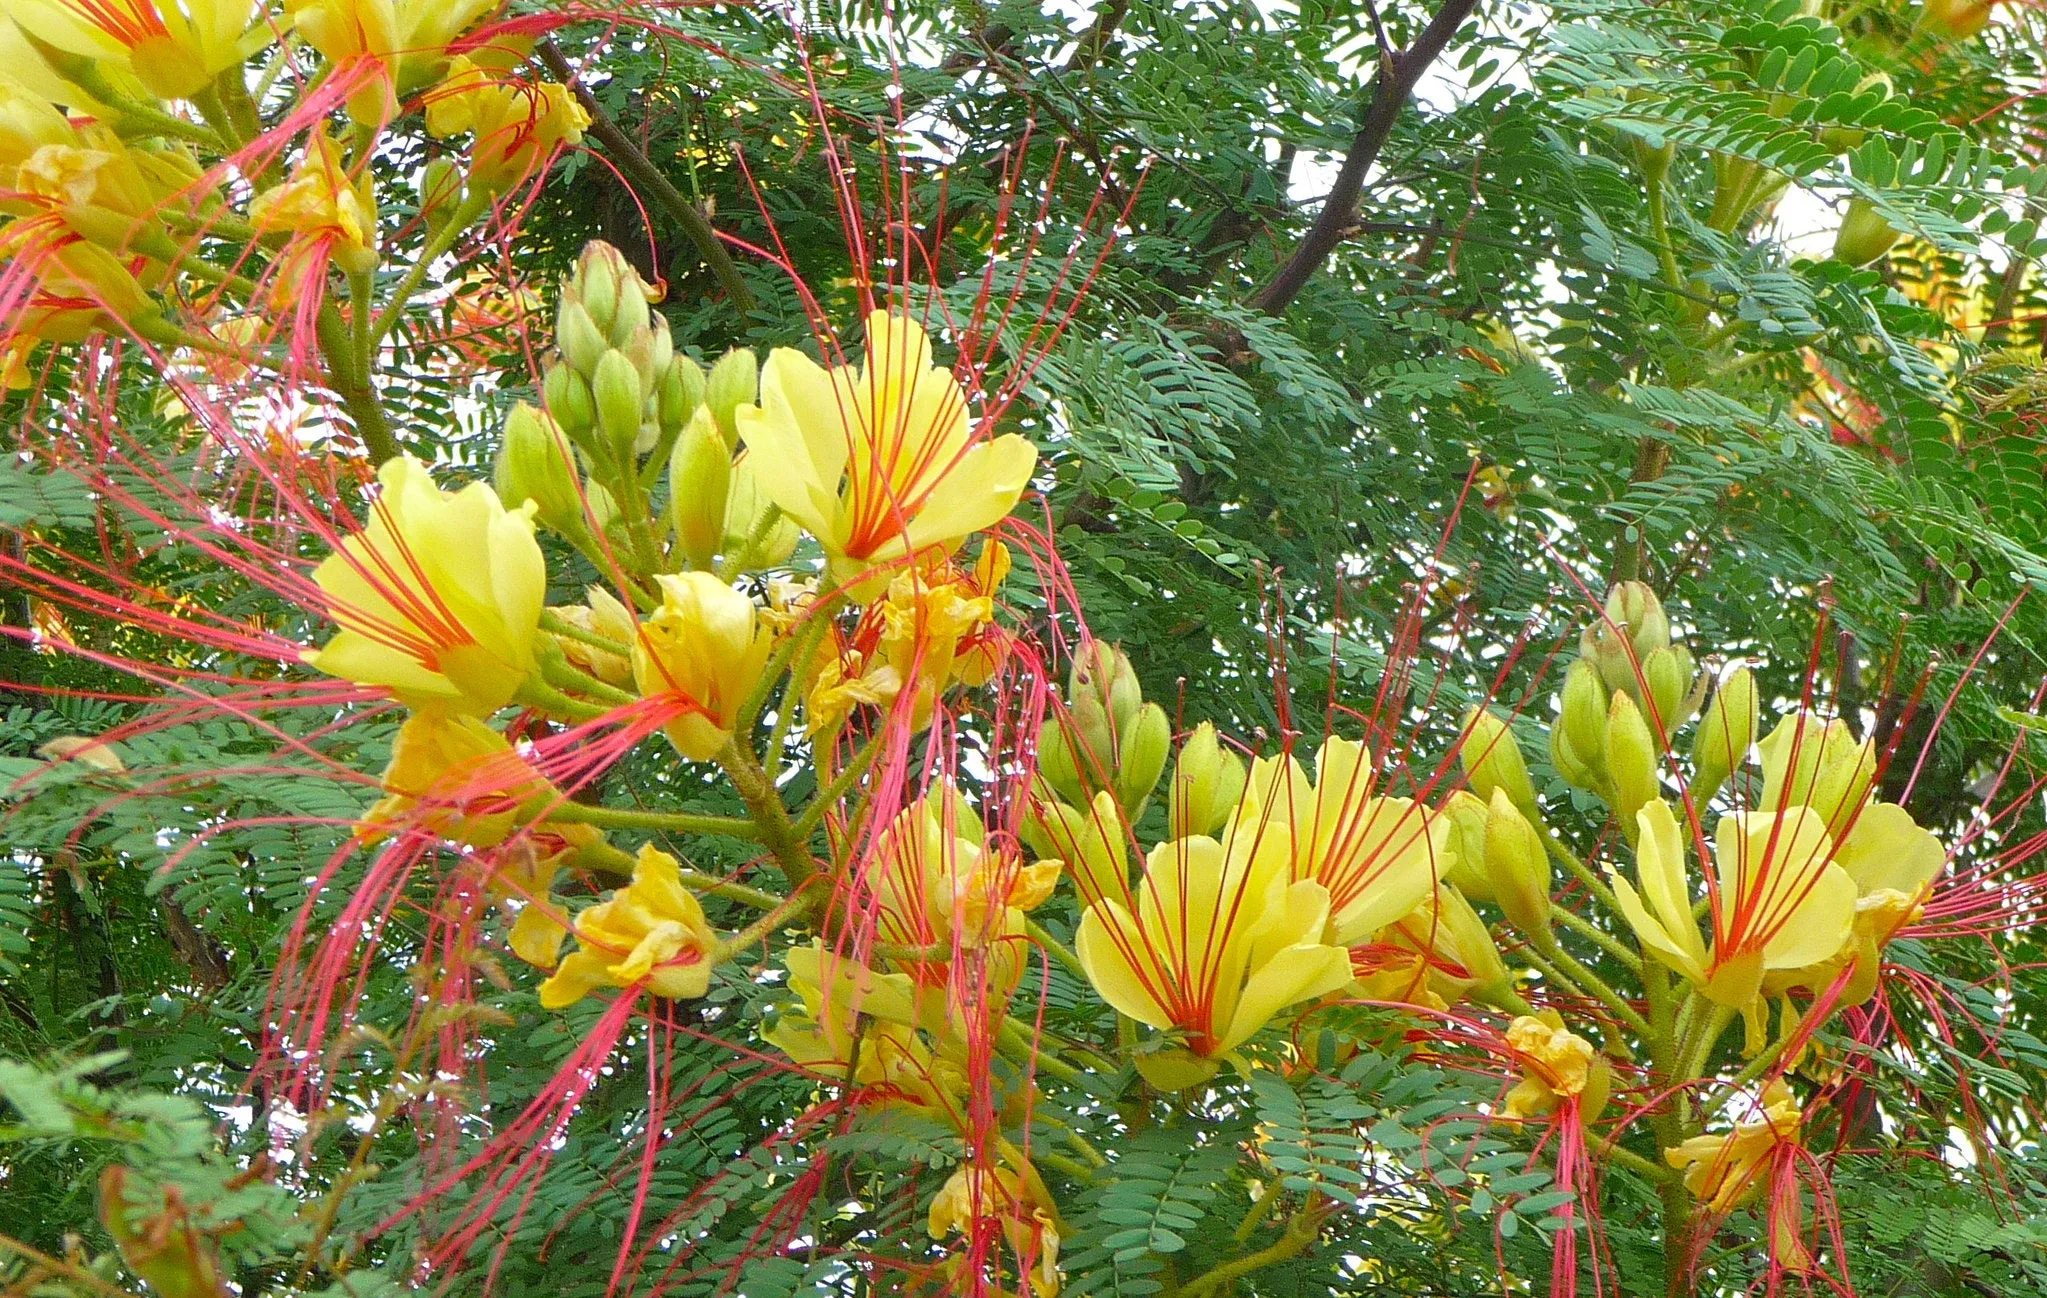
[
  {"xmin": 735, "ymin": 310, "xmax": 1037, "ymax": 588},
  {"xmin": 548, "ymin": 585, "xmax": 635, "ymax": 686},
  {"xmin": 1501, "ymin": 1012, "xmax": 1606, "ymax": 1122},
  {"xmin": 1765, "ymin": 800, "xmax": 1945, "ymax": 1004},
  {"xmin": 763, "ymin": 942, "xmax": 970, "ymax": 1120},
  {"xmin": 1611, "ymin": 798, "xmax": 1859, "ymax": 1009},
  {"xmin": 630, "ymin": 571, "xmax": 775, "ymax": 762},
  {"xmin": 1075, "ymin": 828, "xmax": 1353, "ymax": 1079},
  {"xmin": 247, "ymin": 128, "xmax": 378, "ymax": 277},
  {"xmin": 303, "ymin": 455, "xmax": 545, "ymax": 716},
  {"xmin": 1664, "ymin": 1081, "xmax": 1802, "ymax": 1213},
  {"xmin": 1755, "ymin": 715, "xmax": 1876, "ymax": 835},
  {"xmin": 10, "ymin": 0, "xmax": 275, "ymax": 101},
  {"xmin": 928, "ymin": 1153, "xmax": 1063, "ymax": 1298},
  {"xmin": 360, "ymin": 710, "xmax": 596, "ymax": 855},
  {"xmin": 426, "ymin": 58, "xmax": 589, "ymax": 191},
  {"xmin": 489, "ymin": 839, "xmax": 577, "ymax": 970},
  {"xmin": 288, "ymin": 0, "xmax": 499, "ymax": 115},
  {"xmin": 1234, "ymin": 737, "xmax": 1447, "ymax": 945},
  {"xmin": 538, "ymin": 844, "xmax": 719, "ymax": 1007},
  {"xmin": 0, "ymin": 223, "xmax": 154, "ymax": 383},
  {"xmin": 1377, "ymin": 883, "xmax": 1510, "ymax": 1007}
]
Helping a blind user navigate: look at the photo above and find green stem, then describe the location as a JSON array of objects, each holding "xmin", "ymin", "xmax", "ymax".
[
  {"xmin": 1675, "ymin": 1002, "xmax": 1737, "ymax": 1097},
  {"xmin": 513, "ymin": 676, "xmax": 610, "ymax": 722},
  {"xmin": 1024, "ymin": 917, "xmax": 1090, "ymax": 982},
  {"xmin": 711, "ymin": 889, "xmax": 817, "ymax": 964},
  {"xmin": 1549, "ymin": 903, "xmax": 1643, "ymax": 974},
  {"xmin": 1545, "ymin": 835, "xmax": 1621, "ymax": 915},
  {"xmin": 315, "ymin": 303, "xmax": 399, "ymax": 463},
  {"xmin": 1173, "ymin": 1196, "xmax": 1328, "ymax": 1298},
  {"xmin": 540, "ymin": 655, "xmax": 640, "ymax": 706},
  {"xmin": 570, "ymin": 838, "xmax": 782, "ymax": 909},
  {"xmin": 1604, "ymin": 1141, "xmax": 1677, "ymax": 1185},
  {"xmin": 718, "ymin": 740, "xmax": 814, "ymax": 887},
  {"xmin": 792, "ymin": 732, "xmax": 886, "ymax": 840},
  {"xmin": 538, "ymin": 608, "xmax": 632, "ymax": 659},
  {"xmin": 1532, "ymin": 935, "xmax": 1650, "ymax": 1036},
  {"xmin": 370, "ymin": 191, "xmax": 494, "ymax": 345},
  {"xmin": 546, "ymin": 801, "xmax": 763, "ymax": 842}
]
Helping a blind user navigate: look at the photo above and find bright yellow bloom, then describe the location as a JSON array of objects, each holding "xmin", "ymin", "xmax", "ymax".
[
  {"xmin": 1755, "ymin": 715, "xmax": 1876, "ymax": 832},
  {"xmin": 426, "ymin": 58, "xmax": 589, "ymax": 191},
  {"xmin": 735, "ymin": 310, "xmax": 1037, "ymax": 588},
  {"xmin": 0, "ymin": 22, "xmax": 125, "ymax": 115},
  {"xmin": 928, "ymin": 1153, "xmax": 1063, "ymax": 1298},
  {"xmin": 538, "ymin": 844, "xmax": 718, "ymax": 1007},
  {"xmin": 1501, "ymin": 1012, "xmax": 1606, "ymax": 1121},
  {"xmin": 1664, "ymin": 1081, "xmax": 1802, "ymax": 1213},
  {"xmin": 1075, "ymin": 828, "xmax": 1353, "ymax": 1082},
  {"xmin": 303, "ymin": 455, "xmax": 545, "ymax": 716},
  {"xmin": 1234, "ymin": 736, "xmax": 1447, "ymax": 945},
  {"xmin": 288, "ymin": 0, "xmax": 498, "ymax": 116},
  {"xmin": 1611, "ymin": 798, "xmax": 1859, "ymax": 1008},
  {"xmin": 630, "ymin": 571, "xmax": 775, "ymax": 762},
  {"xmin": 763, "ymin": 942, "xmax": 970, "ymax": 1120},
  {"xmin": 805, "ymin": 544, "xmax": 1009, "ymax": 736},
  {"xmin": 490, "ymin": 839, "xmax": 577, "ymax": 970},
  {"xmin": 247, "ymin": 129, "xmax": 378, "ymax": 277},
  {"xmin": 360, "ymin": 710, "xmax": 596, "ymax": 855},
  {"xmin": 10, "ymin": 0, "xmax": 274, "ymax": 100}
]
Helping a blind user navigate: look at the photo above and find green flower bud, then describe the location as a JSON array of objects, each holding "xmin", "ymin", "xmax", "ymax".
[
  {"xmin": 1484, "ymin": 789, "xmax": 1552, "ymax": 937},
  {"xmin": 1438, "ymin": 789, "xmax": 1494, "ymax": 903},
  {"xmin": 661, "ymin": 353, "xmax": 707, "ymax": 434},
  {"xmin": 1116, "ymin": 702, "xmax": 1172, "ymax": 813},
  {"xmin": 556, "ymin": 300, "xmax": 608, "ymax": 378},
  {"xmin": 1066, "ymin": 693, "xmax": 1118, "ymax": 787},
  {"xmin": 1023, "ymin": 789, "xmax": 1129, "ymax": 904},
  {"xmin": 1071, "ymin": 642, "xmax": 1143, "ymax": 739},
  {"xmin": 704, "ymin": 348, "xmax": 758, "ymax": 451},
  {"xmin": 591, "ymin": 349, "xmax": 646, "ymax": 461},
  {"xmin": 418, "ymin": 158, "xmax": 463, "ymax": 232},
  {"xmin": 1168, "ymin": 721, "xmax": 1247, "ymax": 840},
  {"xmin": 1459, "ymin": 706, "xmax": 1540, "ymax": 825},
  {"xmin": 1833, "ymin": 197, "xmax": 1902, "ymax": 267},
  {"xmin": 570, "ymin": 240, "xmax": 649, "ymax": 345},
  {"xmin": 623, "ymin": 321, "xmax": 674, "ymax": 392},
  {"xmin": 1606, "ymin": 691, "xmax": 1661, "ymax": 841},
  {"xmin": 723, "ymin": 457, "xmax": 799, "ymax": 570},
  {"xmin": 543, "ymin": 361, "xmax": 596, "ymax": 439},
  {"xmin": 1582, "ymin": 580, "xmax": 1671, "ymax": 697},
  {"xmin": 669, "ymin": 408, "xmax": 731, "ymax": 570},
  {"xmin": 1035, "ymin": 724, "xmax": 1087, "ymax": 809},
  {"xmin": 1690, "ymin": 666, "xmax": 1757, "ymax": 805},
  {"xmin": 1642, "ymin": 644, "xmax": 1697, "ymax": 736},
  {"xmin": 494, "ymin": 401, "xmax": 583, "ymax": 533},
  {"xmin": 1553, "ymin": 658, "xmax": 1611, "ymax": 794},
  {"xmin": 585, "ymin": 480, "xmax": 619, "ymax": 534}
]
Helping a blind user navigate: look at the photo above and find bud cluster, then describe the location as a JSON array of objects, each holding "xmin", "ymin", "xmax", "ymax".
[
  {"xmin": 493, "ymin": 240, "xmax": 794, "ymax": 574},
  {"xmin": 1035, "ymin": 643, "xmax": 1171, "ymax": 817}
]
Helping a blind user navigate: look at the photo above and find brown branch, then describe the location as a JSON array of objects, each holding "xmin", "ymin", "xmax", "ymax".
[
  {"xmin": 537, "ymin": 40, "xmax": 757, "ymax": 316},
  {"xmin": 1246, "ymin": 0, "xmax": 1482, "ymax": 315}
]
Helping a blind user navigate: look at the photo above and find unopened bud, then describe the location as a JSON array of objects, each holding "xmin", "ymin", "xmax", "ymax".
[
  {"xmin": 1035, "ymin": 724, "xmax": 1087, "ymax": 808},
  {"xmin": 1459, "ymin": 707, "xmax": 1540, "ymax": 825},
  {"xmin": 1116, "ymin": 702, "xmax": 1172, "ymax": 813},
  {"xmin": 1582, "ymin": 580, "xmax": 1673, "ymax": 697},
  {"xmin": 704, "ymin": 348, "xmax": 758, "ymax": 451},
  {"xmin": 418, "ymin": 158, "xmax": 462, "ymax": 231},
  {"xmin": 571, "ymin": 240, "xmax": 650, "ymax": 344},
  {"xmin": 660, "ymin": 353, "xmax": 707, "ymax": 433},
  {"xmin": 1833, "ymin": 197, "xmax": 1901, "ymax": 267},
  {"xmin": 623, "ymin": 320, "xmax": 674, "ymax": 391},
  {"xmin": 1438, "ymin": 789, "xmax": 1494, "ymax": 903},
  {"xmin": 1023, "ymin": 789, "xmax": 1128, "ymax": 904},
  {"xmin": 553, "ymin": 585, "xmax": 636, "ymax": 685},
  {"xmin": 669, "ymin": 408, "xmax": 731, "ymax": 570},
  {"xmin": 494, "ymin": 402, "xmax": 583, "ymax": 533},
  {"xmin": 556, "ymin": 301, "xmax": 607, "ymax": 377},
  {"xmin": 1690, "ymin": 666, "xmax": 1757, "ymax": 805},
  {"xmin": 591, "ymin": 349, "xmax": 646, "ymax": 460},
  {"xmin": 1484, "ymin": 789, "xmax": 1552, "ymax": 937},
  {"xmin": 1434, "ymin": 883, "xmax": 1510, "ymax": 991},
  {"xmin": 1551, "ymin": 658, "xmax": 1611, "ymax": 794},
  {"xmin": 1072, "ymin": 642, "xmax": 1142, "ymax": 738},
  {"xmin": 1606, "ymin": 691, "xmax": 1661, "ymax": 841},
  {"xmin": 543, "ymin": 361, "xmax": 596, "ymax": 437},
  {"xmin": 1168, "ymin": 721, "xmax": 1247, "ymax": 839},
  {"xmin": 1642, "ymin": 644, "xmax": 1696, "ymax": 735},
  {"xmin": 1066, "ymin": 693, "xmax": 1118, "ymax": 788}
]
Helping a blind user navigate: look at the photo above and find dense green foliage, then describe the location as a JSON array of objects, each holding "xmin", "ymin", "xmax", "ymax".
[{"xmin": 8, "ymin": 0, "xmax": 2047, "ymax": 1296}]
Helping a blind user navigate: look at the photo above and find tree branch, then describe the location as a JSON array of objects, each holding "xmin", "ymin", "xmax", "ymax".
[
  {"xmin": 538, "ymin": 40, "xmax": 757, "ymax": 316},
  {"xmin": 1246, "ymin": 0, "xmax": 1481, "ymax": 315}
]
